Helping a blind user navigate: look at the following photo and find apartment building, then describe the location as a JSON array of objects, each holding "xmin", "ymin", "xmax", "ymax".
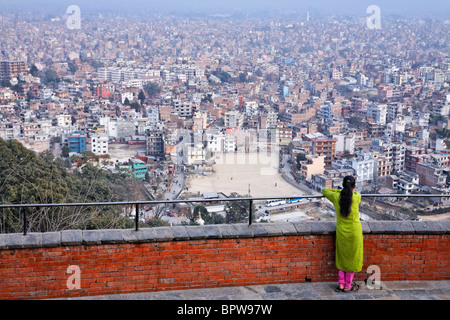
[
  {"xmin": 387, "ymin": 102, "xmax": 404, "ymax": 122},
  {"xmin": 334, "ymin": 133, "xmax": 355, "ymax": 155},
  {"xmin": 259, "ymin": 110, "xmax": 278, "ymax": 129},
  {"xmin": 68, "ymin": 131, "xmax": 86, "ymax": 153},
  {"xmin": 405, "ymin": 147, "xmax": 429, "ymax": 173},
  {"xmin": 187, "ymin": 143, "xmax": 206, "ymax": 166},
  {"xmin": 275, "ymin": 122, "xmax": 292, "ymax": 145},
  {"xmin": 91, "ymin": 133, "xmax": 109, "ymax": 155},
  {"xmin": 57, "ymin": 114, "xmax": 72, "ymax": 127},
  {"xmin": 299, "ymin": 155, "xmax": 326, "ymax": 180},
  {"xmin": 367, "ymin": 104, "xmax": 387, "ymax": 125},
  {"xmin": 0, "ymin": 122, "xmax": 21, "ymax": 140},
  {"xmin": 350, "ymin": 151, "xmax": 376, "ymax": 187},
  {"xmin": 311, "ymin": 167, "xmax": 355, "ymax": 191},
  {"xmin": 206, "ymin": 130, "xmax": 224, "ymax": 153},
  {"xmin": 173, "ymin": 99, "xmax": 194, "ymax": 117},
  {"xmin": 373, "ymin": 142, "xmax": 406, "ymax": 173},
  {"xmin": 146, "ymin": 129, "xmax": 165, "ymax": 159},
  {"xmin": 313, "ymin": 138, "xmax": 337, "ymax": 167},
  {"xmin": 224, "ymin": 110, "xmax": 244, "ymax": 129},
  {"xmin": 130, "ymin": 158, "xmax": 148, "ymax": 180},
  {"xmin": 396, "ymin": 172, "xmax": 420, "ymax": 194},
  {"xmin": 0, "ymin": 59, "xmax": 27, "ymax": 81},
  {"xmin": 373, "ymin": 153, "xmax": 392, "ymax": 179},
  {"xmin": 416, "ymin": 162, "xmax": 447, "ymax": 188}
]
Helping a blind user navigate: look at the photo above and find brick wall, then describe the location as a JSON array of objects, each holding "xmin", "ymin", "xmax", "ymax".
[{"xmin": 0, "ymin": 221, "xmax": 449, "ymax": 300}]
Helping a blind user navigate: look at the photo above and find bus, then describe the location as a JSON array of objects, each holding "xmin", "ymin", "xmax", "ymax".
[
  {"xmin": 265, "ymin": 199, "xmax": 287, "ymax": 207},
  {"xmin": 287, "ymin": 198, "xmax": 303, "ymax": 204}
]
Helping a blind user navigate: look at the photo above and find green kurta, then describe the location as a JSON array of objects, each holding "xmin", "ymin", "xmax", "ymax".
[{"xmin": 322, "ymin": 188, "xmax": 363, "ymax": 273}]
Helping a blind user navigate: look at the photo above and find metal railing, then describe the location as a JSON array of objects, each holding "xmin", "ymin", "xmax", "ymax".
[{"xmin": 0, "ymin": 193, "xmax": 448, "ymax": 235}]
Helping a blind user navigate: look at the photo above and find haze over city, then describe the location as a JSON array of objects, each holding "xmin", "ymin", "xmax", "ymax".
[{"xmin": 2, "ymin": 0, "xmax": 449, "ymax": 17}]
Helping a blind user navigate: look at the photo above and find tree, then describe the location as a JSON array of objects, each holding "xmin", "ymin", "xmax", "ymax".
[
  {"xmin": 225, "ymin": 197, "xmax": 255, "ymax": 224},
  {"xmin": 61, "ymin": 144, "xmax": 70, "ymax": 158},
  {"xmin": 138, "ymin": 90, "xmax": 146, "ymax": 104},
  {"xmin": 435, "ymin": 127, "xmax": 450, "ymax": 138},
  {"xmin": 296, "ymin": 153, "xmax": 307, "ymax": 170},
  {"xmin": 26, "ymin": 90, "xmax": 33, "ymax": 102},
  {"xmin": 144, "ymin": 82, "xmax": 161, "ymax": 98},
  {"xmin": 201, "ymin": 93, "xmax": 213, "ymax": 103},
  {"xmin": 30, "ymin": 64, "xmax": 39, "ymax": 77},
  {"xmin": 68, "ymin": 61, "xmax": 77, "ymax": 74},
  {"xmin": 1, "ymin": 80, "xmax": 11, "ymax": 87},
  {"xmin": 347, "ymin": 116, "xmax": 363, "ymax": 128},
  {"xmin": 43, "ymin": 69, "xmax": 59, "ymax": 84},
  {"xmin": 0, "ymin": 138, "xmax": 131, "ymax": 233},
  {"xmin": 238, "ymin": 72, "xmax": 248, "ymax": 83},
  {"xmin": 190, "ymin": 205, "xmax": 225, "ymax": 225},
  {"xmin": 215, "ymin": 71, "xmax": 232, "ymax": 83},
  {"xmin": 129, "ymin": 101, "xmax": 142, "ymax": 112}
]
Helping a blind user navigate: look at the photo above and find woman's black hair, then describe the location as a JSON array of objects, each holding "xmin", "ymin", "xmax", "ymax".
[{"xmin": 339, "ymin": 175, "xmax": 356, "ymax": 218}]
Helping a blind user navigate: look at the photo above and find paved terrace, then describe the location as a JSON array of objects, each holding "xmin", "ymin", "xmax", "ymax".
[{"xmin": 64, "ymin": 279, "xmax": 450, "ymax": 300}]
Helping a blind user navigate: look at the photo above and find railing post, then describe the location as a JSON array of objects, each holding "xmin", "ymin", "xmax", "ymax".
[
  {"xmin": 249, "ymin": 199, "xmax": 253, "ymax": 226},
  {"xmin": 23, "ymin": 208, "xmax": 27, "ymax": 236},
  {"xmin": 135, "ymin": 204, "xmax": 139, "ymax": 231}
]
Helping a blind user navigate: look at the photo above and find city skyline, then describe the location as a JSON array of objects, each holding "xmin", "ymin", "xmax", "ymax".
[{"xmin": 2, "ymin": 0, "xmax": 450, "ymax": 18}]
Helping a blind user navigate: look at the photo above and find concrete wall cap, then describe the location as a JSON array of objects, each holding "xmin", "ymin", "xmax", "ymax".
[
  {"xmin": 1, "ymin": 220, "xmax": 449, "ymax": 249},
  {"xmin": 152, "ymin": 227, "xmax": 174, "ymax": 242},
  {"xmin": 61, "ymin": 230, "xmax": 82, "ymax": 246}
]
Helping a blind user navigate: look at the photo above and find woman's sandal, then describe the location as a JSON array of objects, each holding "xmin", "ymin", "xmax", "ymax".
[
  {"xmin": 335, "ymin": 285, "xmax": 345, "ymax": 292},
  {"xmin": 343, "ymin": 282, "xmax": 359, "ymax": 293}
]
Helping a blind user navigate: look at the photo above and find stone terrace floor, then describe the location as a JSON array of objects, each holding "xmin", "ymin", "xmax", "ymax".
[{"xmin": 59, "ymin": 280, "xmax": 450, "ymax": 300}]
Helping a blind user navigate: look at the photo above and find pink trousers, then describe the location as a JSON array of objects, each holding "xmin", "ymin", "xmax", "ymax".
[{"xmin": 338, "ymin": 270, "xmax": 355, "ymax": 289}]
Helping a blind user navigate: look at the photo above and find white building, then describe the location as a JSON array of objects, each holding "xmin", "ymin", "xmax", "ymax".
[
  {"xmin": 205, "ymin": 130, "xmax": 237, "ymax": 153},
  {"xmin": 57, "ymin": 114, "xmax": 72, "ymax": 127},
  {"xmin": 172, "ymin": 99, "xmax": 193, "ymax": 117},
  {"xmin": 334, "ymin": 133, "xmax": 355, "ymax": 155},
  {"xmin": 146, "ymin": 107, "xmax": 160, "ymax": 125},
  {"xmin": 351, "ymin": 151, "xmax": 376, "ymax": 187},
  {"xmin": 187, "ymin": 143, "xmax": 206, "ymax": 165},
  {"xmin": 367, "ymin": 104, "xmax": 387, "ymax": 125},
  {"xmin": 377, "ymin": 142, "xmax": 406, "ymax": 173},
  {"xmin": 224, "ymin": 110, "xmax": 244, "ymax": 129},
  {"xmin": 121, "ymin": 92, "xmax": 134, "ymax": 104},
  {"xmin": 206, "ymin": 130, "xmax": 224, "ymax": 153},
  {"xmin": 91, "ymin": 133, "xmax": 109, "ymax": 155},
  {"xmin": 100, "ymin": 117, "xmax": 118, "ymax": 139},
  {"xmin": 396, "ymin": 173, "xmax": 420, "ymax": 194},
  {"xmin": 387, "ymin": 103, "xmax": 403, "ymax": 122},
  {"xmin": 245, "ymin": 101, "xmax": 258, "ymax": 118}
]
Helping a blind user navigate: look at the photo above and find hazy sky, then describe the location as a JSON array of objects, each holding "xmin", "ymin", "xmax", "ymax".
[{"xmin": 1, "ymin": 0, "xmax": 449, "ymax": 18}]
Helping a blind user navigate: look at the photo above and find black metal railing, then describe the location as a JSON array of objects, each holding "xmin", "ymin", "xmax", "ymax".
[{"xmin": 0, "ymin": 193, "xmax": 448, "ymax": 235}]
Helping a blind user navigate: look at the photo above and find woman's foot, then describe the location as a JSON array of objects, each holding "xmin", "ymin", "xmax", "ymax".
[
  {"xmin": 335, "ymin": 284, "xmax": 345, "ymax": 292},
  {"xmin": 343, "ymin": 283, "xmax": 359, "ymax": 292}
]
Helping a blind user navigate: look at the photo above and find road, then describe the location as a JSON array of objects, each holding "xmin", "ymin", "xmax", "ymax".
[
  {"xmin": 151, "ymin": 129, "xmax": 191, "ymax": 225},
  {"xmin": 280, "ymin": 154, "xmax": 316, "ymax": 196}
]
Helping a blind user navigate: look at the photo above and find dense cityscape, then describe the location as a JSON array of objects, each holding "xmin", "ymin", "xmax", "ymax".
[{"xmin": 1, "ymin": 2, "xmax": 450, "ymax": 231}]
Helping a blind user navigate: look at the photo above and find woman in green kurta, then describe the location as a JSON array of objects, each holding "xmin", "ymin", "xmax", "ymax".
[{"xmin": 322, "ymin": 175, "xmax": 363, "ymax": 292}]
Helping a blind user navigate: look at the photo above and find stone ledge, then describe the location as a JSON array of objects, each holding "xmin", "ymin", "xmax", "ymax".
[{"xmin": 0, "ymin": 220, "xmax": 449, "ymax": 249}]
